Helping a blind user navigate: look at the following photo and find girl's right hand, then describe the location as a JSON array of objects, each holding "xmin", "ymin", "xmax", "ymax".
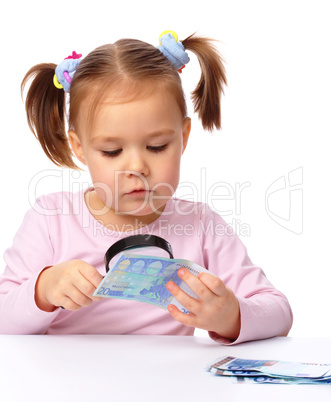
[{"xmin": 35, "ymin": 260, "xmax": 104, "ymax": 312}]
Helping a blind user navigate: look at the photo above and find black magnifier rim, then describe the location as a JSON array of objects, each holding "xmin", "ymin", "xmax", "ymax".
[{"xmin": 105, "ymin": 234, "xmax": 174, "ymax": 272}]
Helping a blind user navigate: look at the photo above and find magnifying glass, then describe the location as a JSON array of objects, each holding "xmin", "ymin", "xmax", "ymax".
[
  {"xmin": 60, "ymin": 235, "xmax": 173, "ymax": 309},
  {"xmin": 104, "ymin": 234, "xmax": 174, "ymax": 273}
]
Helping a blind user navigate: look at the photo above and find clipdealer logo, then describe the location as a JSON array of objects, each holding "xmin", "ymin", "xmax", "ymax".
[
  {"xmin": 265, "ymin": 167, "xmax": 303, "ymax": 235},
  {"xmin": 27, "ymin": 166, "xmax": 303, "ymax": 236}
]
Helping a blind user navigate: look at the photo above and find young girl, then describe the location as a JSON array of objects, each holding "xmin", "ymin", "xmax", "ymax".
[{"xmin": 0, "ymin": 31, "xmax": 292, "ymax": 344}]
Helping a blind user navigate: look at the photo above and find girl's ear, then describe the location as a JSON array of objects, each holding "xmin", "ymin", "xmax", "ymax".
[
  {"xmin": 68, "ymin": 130, "xmax": 87, "ymax": 165},
  {"xmin": 181, "ymin": 117, "xmax": 191, "ymax": 154}
]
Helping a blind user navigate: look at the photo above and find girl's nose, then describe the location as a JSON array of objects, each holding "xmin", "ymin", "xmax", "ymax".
[{"xmin": 125, "ymin": 150, "xmax": 150, "ymax": 177}]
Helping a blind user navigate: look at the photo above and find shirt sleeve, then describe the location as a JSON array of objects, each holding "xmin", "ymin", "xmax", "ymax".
[
  {"xmin": 200, "ymin": 204, "xmax": 293, "ymax": 345},
  {"xmin": 0, "ymin": 197, "xmax": 61, "ymax": 334}
]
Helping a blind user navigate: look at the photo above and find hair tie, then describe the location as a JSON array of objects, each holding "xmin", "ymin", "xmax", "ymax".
[
  {"xmin": 157, "ymin": 31, "xmax": 190, "ymax": 73},
  {"xmin": 53, "ymin": 51, "xmax": 82, "ymax": 92}
]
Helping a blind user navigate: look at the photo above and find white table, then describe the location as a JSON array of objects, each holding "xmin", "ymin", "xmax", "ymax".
[{"xmin": 0, "ymin": 335, "xmax": 330, "ymax": 401}]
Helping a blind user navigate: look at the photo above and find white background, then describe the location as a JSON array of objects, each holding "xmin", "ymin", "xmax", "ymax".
[{"xmin": 0, "ymin": 0, "xmax": 330, "ymax": 338}]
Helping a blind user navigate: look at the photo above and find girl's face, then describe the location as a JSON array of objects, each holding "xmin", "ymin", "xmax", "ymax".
[{"xmin": 69, "ymin": 88, "xmax": 191, "ymax": 228}]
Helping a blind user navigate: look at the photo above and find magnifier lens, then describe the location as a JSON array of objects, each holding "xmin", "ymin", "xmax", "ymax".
[{"xmin": 105, "ymin": 235, "xmax": 174, "ymax": 273}]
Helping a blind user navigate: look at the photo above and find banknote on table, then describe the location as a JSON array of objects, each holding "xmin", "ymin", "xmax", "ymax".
[
  {"xmin": 94, "ymin": 252, "xmax": 215, "ymax": 313},
  {"xmin": 207, "ymin": 356, "xmax": 331, "ymax": 385}
]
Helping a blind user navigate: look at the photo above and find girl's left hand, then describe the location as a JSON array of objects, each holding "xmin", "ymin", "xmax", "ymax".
[{"xmin": 166, "ymin": 268, "xmax": 241, "ymax": 341}]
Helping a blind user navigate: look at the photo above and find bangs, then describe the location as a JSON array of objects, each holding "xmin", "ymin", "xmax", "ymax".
[{"xmin": 69, "ymin": 76, "xmax": 187, "ymax": 136}]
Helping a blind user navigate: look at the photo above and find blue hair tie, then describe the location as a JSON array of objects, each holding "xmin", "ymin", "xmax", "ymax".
[
  {"xmin": 157, "ymin": 32, "xmax": 190, "ymax": 72},
  {"xmin": 54, "ymin": 51, "xmax": 82, "ymax": 92}
]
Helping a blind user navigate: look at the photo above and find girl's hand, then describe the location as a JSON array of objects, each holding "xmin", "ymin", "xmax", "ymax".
[
  {"xmin": 35, "ymin": 260, "xmax": 104, "ymax": 312},
  {"xmin": 166, "ymin": 268, "xmax": 241, "ymax": 341}
]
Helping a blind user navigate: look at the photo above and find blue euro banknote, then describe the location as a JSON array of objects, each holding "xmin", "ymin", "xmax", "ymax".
[
  {"xmin": 232, "ymin": 376, "xmax": 331, "ymax": 385},
  {"xmin": 207, "ymin": 356, "xmax": 331, "ymax": 385},
  {"xmin": 93, "ymin": 252, "xmax": 214, "ymax": 313}
]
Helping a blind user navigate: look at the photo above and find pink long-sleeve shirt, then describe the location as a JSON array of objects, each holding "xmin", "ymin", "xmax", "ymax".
[{"xmin": 0, "ymin": 189, "xmax": 293, "ymax": 344}]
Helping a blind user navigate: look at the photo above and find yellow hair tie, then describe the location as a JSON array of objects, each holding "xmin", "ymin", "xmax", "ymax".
[
  {"xmin": 53, "ymin": 74, "xmax": 63, "ymax": 90},
  {"xmin": 159, "ymin": 30, "xmax": 178, "ymax": 44}
]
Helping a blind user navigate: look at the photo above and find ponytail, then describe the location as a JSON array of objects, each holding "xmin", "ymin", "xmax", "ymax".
[
  {"xmin": 21, "ymin": 63, "xmax": 79, "ymax": 169},
  {"xmin": 182, "ymin": 34, "xmax": 227, "ymax": 131}
]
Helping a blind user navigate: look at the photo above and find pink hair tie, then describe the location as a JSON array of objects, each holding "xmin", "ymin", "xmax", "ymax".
[
  {"xmin": 63, "ymin": 71, "xmax": 72, "ymax": 84},
  {"xmin": 54, "ymin": 51, "xmax": 82, "ymax": 92}
]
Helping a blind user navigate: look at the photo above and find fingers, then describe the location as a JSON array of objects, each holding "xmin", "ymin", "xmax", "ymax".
[
  {"xmin": 166, "ymin": 280, "xmax": 200, "ymax": 314},
  {"xmin": 166, "ymin": 268, "xmax": 241, "ymax": 339},
  {"xmin": 176, "ymin": 268, "xmax": 225, "ymax": 302},
  {"xmin": 45, "ymin": 260, "xmax": 104, "ymax": 311},
  {"xmin": 165, "ymin": 268, "xmax": 228, "ymax": 329},
  {"xmin": 165, "ymin": 268, "xmax": 213, "ymax": 327},
  {"xmin": 77, "ymin": 263, "xmax": 104, "ymax": 301},
  {"xmin": 198, "ymin": 272, "xmax": 226, "ymax": 297},
  {"xmin": 167, "ymin": 303, "xmax": 196, "ymax": 328},
  {"xmin": 61, "ymin": 286, "xmax": 94, "ymax": 311},
  {"xmin": 79, "ymin": 262, "xmax": 104, "ymax": 289},
  {"xmin": 55, "ymin": 278, "xmax": 97, "ymax": 310}
]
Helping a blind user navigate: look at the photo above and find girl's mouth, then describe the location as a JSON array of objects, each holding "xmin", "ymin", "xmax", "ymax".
[{"xmin": 126, "ymin": 189, "xmax": 151, "ymax": 197}]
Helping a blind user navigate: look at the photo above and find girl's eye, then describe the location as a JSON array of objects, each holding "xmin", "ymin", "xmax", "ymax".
[
  {"xmin": 101, "ymin": 144, "xmax": 168, "ymax": 158},
  {"xmin": 147, "ymin": 144, "xmax": 168, "ymax": 153},
  {"xmin": 101, "ymin": 149, "xmax": 122, "ymax": 158}
]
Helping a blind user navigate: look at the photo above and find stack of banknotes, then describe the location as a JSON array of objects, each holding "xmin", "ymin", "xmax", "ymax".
[
  {"xmin": 207, "ymin": 356, "xmax": 331, "ymax": 384},
  {"xmin": 94, "ymin": 252, "xmax": 215, "ymax": 313}
]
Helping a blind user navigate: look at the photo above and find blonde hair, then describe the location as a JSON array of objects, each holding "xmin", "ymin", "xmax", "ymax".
[{"xmin": 21, "ymin": 34, "xmax": 227, "ymax": 169}]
